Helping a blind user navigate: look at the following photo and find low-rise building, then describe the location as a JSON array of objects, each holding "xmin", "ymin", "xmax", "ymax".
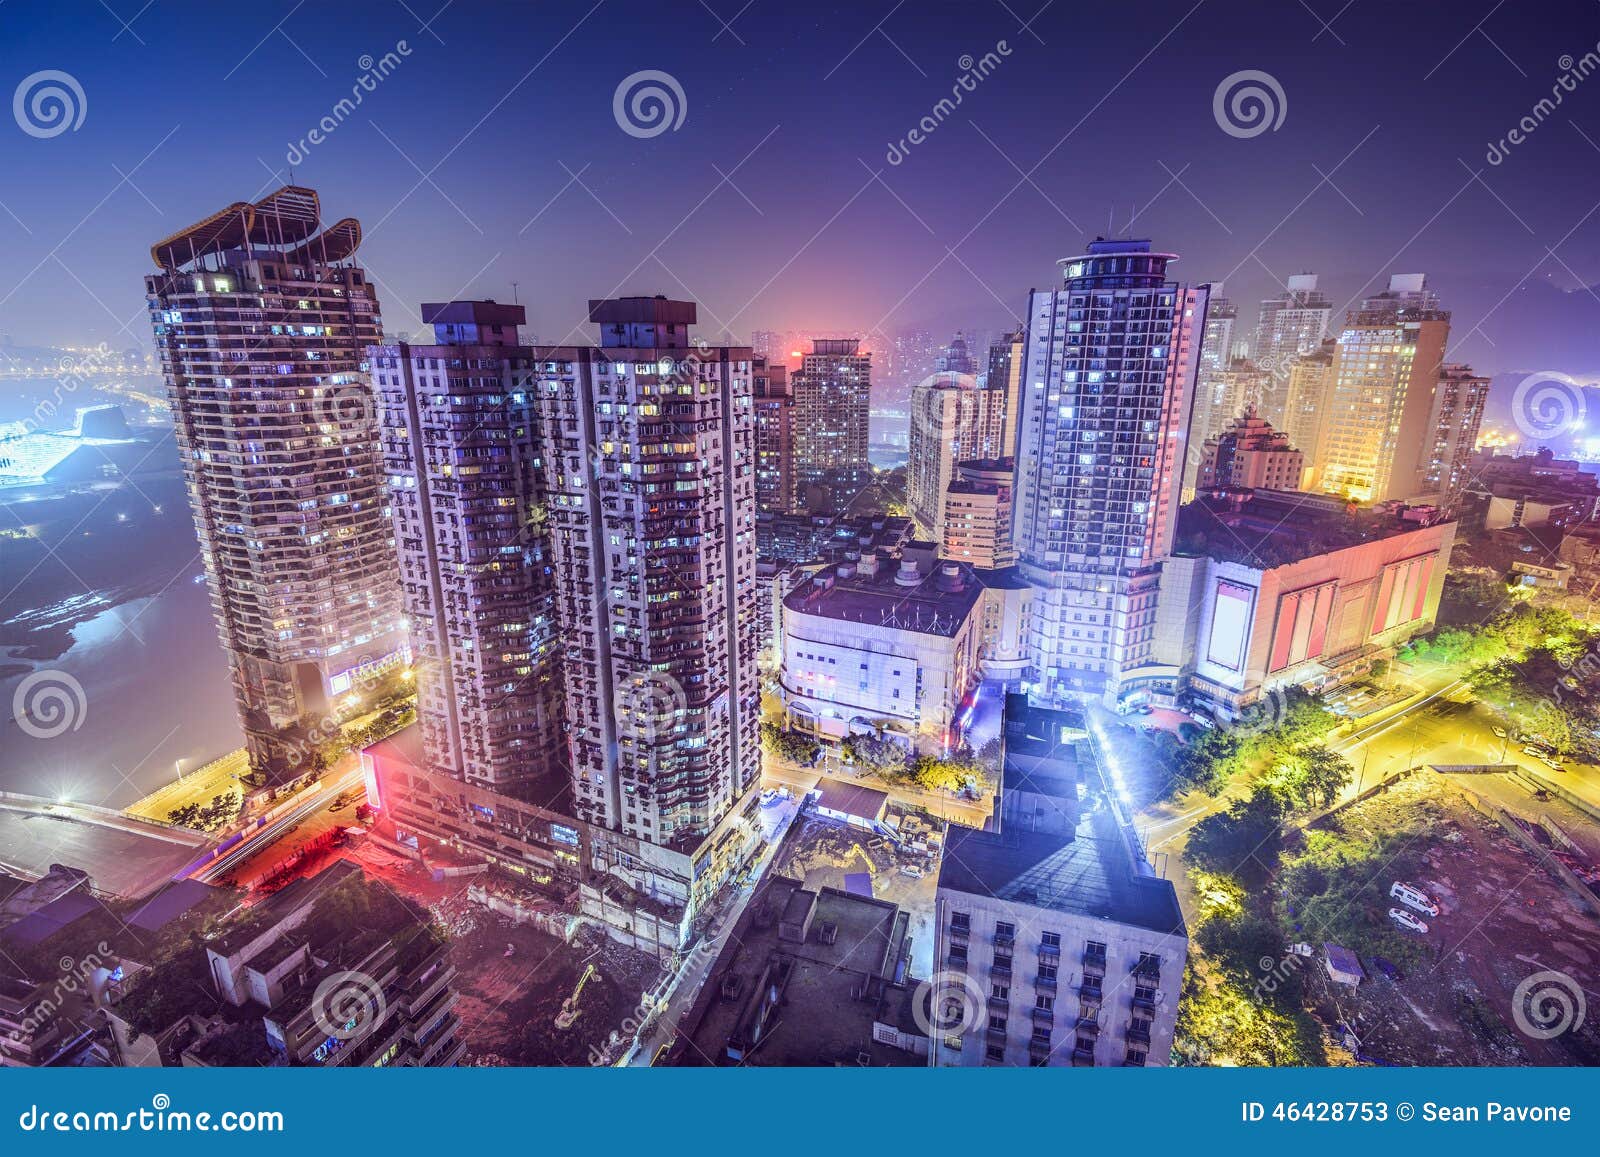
[
  {"xmin": 363, "ymin": 726, "xmax": 762, "ymax": 960},
  {"xmin": 780, "ymin": 553, "xmax": 984, "ymax": 754},
  {"xmin": 932, "ymin": 701, "xmax": 1186, "ymax": 1067},
  {"xmin": 105, "ymin": 862, "xmax": 463, "ymax": 1068},
  {"xmin": 1464, "ymin": 448, "xmax": 1600, "ymax": 531},
  {"xmin": 1161, "ymin": 489, "xmax": 1456, "ymax": 717},
  {"xmin": 664, "ymin": 876, "xmax": 926, "ymax": 1066}
]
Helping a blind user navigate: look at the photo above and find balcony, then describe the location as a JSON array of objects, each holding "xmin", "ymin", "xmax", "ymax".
[
  {"xmin": 948, "ymin": 920, "xmax": 971, "ymax": 941},
  {"xmin": 989, "ymin": 960, "xmax": 1013, "ymax": 980},
  {"xmin": 1126, "ymin": 1022, "xmax": 1152, "ymax": 1045},
  {"xmin": 1031, "ymin": 1006, "xmax": 1054, "ymax": 1024},
  {"xmin": 945, "ymin": 951, "xmax": 969, "ymax": 970},
  {"xmin": 994, "ymin": 930, "xmax": 1015, "ymax": 949},
  {"xmin": 1037, "ymin": 940, "xmax": 1061, "ymax": 957},
  {"xmin": 1071, "ymin": 1044, "xmax": 1096, "ymax": 1067},
  {"xmin": 987, "ymin": 995, "xmax": 1010, "ymax": 1013},
  {"xmin": 985, "ymin": 1023, "xmax": 1008, "ymax": 1041},
  {"xmin": 1078, "ymin": 981, "xmax": 1103, "ymax": 1003},
  {"xmin": 1133, "ymin": 957, "xmax": 1162, "ymax": 982},
  {"xmin": 1082, "ymin": 949, "xmax": 1107, "ymax": 973},
  {"xmin": 1035, "ymin": 972, "xmax": 1058, "ymax": 991},
  {"xmin": 1132, "ymin": 989, "xmax": 1159, "ymax": 1011}
]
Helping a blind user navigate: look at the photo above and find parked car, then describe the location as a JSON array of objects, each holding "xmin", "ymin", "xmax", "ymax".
[
  {"xmin": 1491, "ymin": 726, "xmax": 1507, "ymax": 739},
  {"xmin": 1522, "ymin": 743, "xmax": 1553, "ymax": 759},
  {"xmin": 899, "ymin": 865, "xmax": 925, "ymax": 879},
  {"xmin": 1389, "ymin": 881, "xmax": 1439, "ymax": 917},
  {"xmin": 1541, "ymin": 757, "xmax": 1567, "ymax": 773},
  {"xmin": 1388, "ymin": 907, "xmax": 1429, "ymax": 934}
]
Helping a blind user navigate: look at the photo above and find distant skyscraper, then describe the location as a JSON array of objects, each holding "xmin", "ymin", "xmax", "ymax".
[
  {"xmin": 146, "ymin": 186, "xmax": 407, "ymax": 777},
  {"xmin": 1423, "ymin": 364, "xmax": 1490, "ymax": 497},
  {"xmin": 1314, "ymin": 274, "xmax": 1451, "ymax": 502},
  {"xmin": 753, "ymin": 357, "xmax": 797, "ymax": 514},
  {"xmin": 1197, "ymin": 284, "xmax": 1236, "ymax": 381},
  {"xmin": 935, "ymin": 331, "xmax": 977, "ymax": 375},
  {"xmin": 907, "ymin": 365, "xmax": 1013, "ymax": 543},
  {"xmin": 1252, "ymin": 273, "xmax": 1332, "ymax": 392},
  {"xmin": 1281, "ymin": 339, "xmax": 1336, "ymax": 485},
  {"xmin": 1184, "ymin": 357, "xmax": 1270, "ymax": 498},
  {"xmin": 373, "ymin": 301, "xmax": 565, "ymax": 796},
  {"xmin": 791, "ymin": 338, "xmax": 871, "ymax": 516},
  {"xmin": 1015, "ymin": 239, "xmax": 1207, "ymax": 704},
  {"xmin": 533, "ymin": 297, "xmax": 760, "ymax": 848},
  {"xmin": 986, "ymin": 329, "xmax": 1024, "ymax": 457}
]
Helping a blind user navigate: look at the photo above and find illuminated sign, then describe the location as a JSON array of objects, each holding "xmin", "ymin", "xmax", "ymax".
[{"xmin": 1206, "ymin": 580, "xmax": 1255, "ymax": 672}]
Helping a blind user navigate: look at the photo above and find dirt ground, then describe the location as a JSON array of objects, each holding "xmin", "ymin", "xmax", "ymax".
[
  {"xmin": 770, "ymin": 811, "xmax": 941, "ymax": 978},
  {"xmin": 1303, "ymin": 773, "xmax": 1600, "ymax": 1066},
  {"xmin": 448, "ymin": 905, "xmax": 661, "ymax": 1067}
]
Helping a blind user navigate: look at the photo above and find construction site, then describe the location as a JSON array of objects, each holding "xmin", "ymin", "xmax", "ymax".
[{"xmin": 1291, "ymin": 769, "xmax": 1600, "ymax": 1067}]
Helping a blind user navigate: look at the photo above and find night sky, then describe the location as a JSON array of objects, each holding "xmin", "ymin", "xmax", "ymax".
[{"xmin": 2, "ymin": 0, "xmax": 1599, "ymax": 375}]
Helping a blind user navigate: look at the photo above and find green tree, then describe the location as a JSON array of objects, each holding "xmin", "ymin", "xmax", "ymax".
[
  {"xmin": 1186, "ymin": 784, "xmax": 1290, "ymax": 875},
  {"xmin": 1275, "ymin": 744, "xmax": 1353, "ymax": 810}
]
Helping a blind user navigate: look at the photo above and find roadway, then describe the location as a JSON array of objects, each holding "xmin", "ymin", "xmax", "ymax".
[
  {"xmin": 1142, "ymin": 672, "xmax": 1600, "ymax": 858},
  {"xmin": 623, "ymin": 791, "xmax": 802, "ymax": 1066},
  {"xmin": 189, "ymin": 765, "xmax": 364, "ymax": 884}
]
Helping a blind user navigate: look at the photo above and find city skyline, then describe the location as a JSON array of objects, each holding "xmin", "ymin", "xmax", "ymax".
[
  {"xmin": 1, "ymin": 1, "xmax": 1599, "ymax": 384},
  {"xmin": 4, "ymin": 0, "xmax": 1600, "ymax": 1086}
]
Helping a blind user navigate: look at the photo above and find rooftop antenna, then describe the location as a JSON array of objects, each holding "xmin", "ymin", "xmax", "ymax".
[
  {"xmin": 512, "ymin": 280, "xmax": 520, "ymax": 305},
  {"xmin": 1106, "ymin": 206, "xmax": 1114, "ymax": 236}
]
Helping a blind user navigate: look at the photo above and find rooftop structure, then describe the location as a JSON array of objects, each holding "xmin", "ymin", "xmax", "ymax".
[
  {"xmin": 932, "ymin": 700, "xmax": 1185, "ymax": 1067},
  {"xmin": 665, "ymin": 875, "xmax": 925, "ymax": 1066}
]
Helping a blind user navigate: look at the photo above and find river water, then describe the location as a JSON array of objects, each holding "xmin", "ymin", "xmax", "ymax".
[{"xmin": 0, "ymin": 576, "xmax": 242, "ymax": 808}]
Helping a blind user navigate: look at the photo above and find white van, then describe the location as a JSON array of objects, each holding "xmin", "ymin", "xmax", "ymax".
[{"xmin": 1389, "ymin": 881, "xmax": 1439, "ymax": 917}]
